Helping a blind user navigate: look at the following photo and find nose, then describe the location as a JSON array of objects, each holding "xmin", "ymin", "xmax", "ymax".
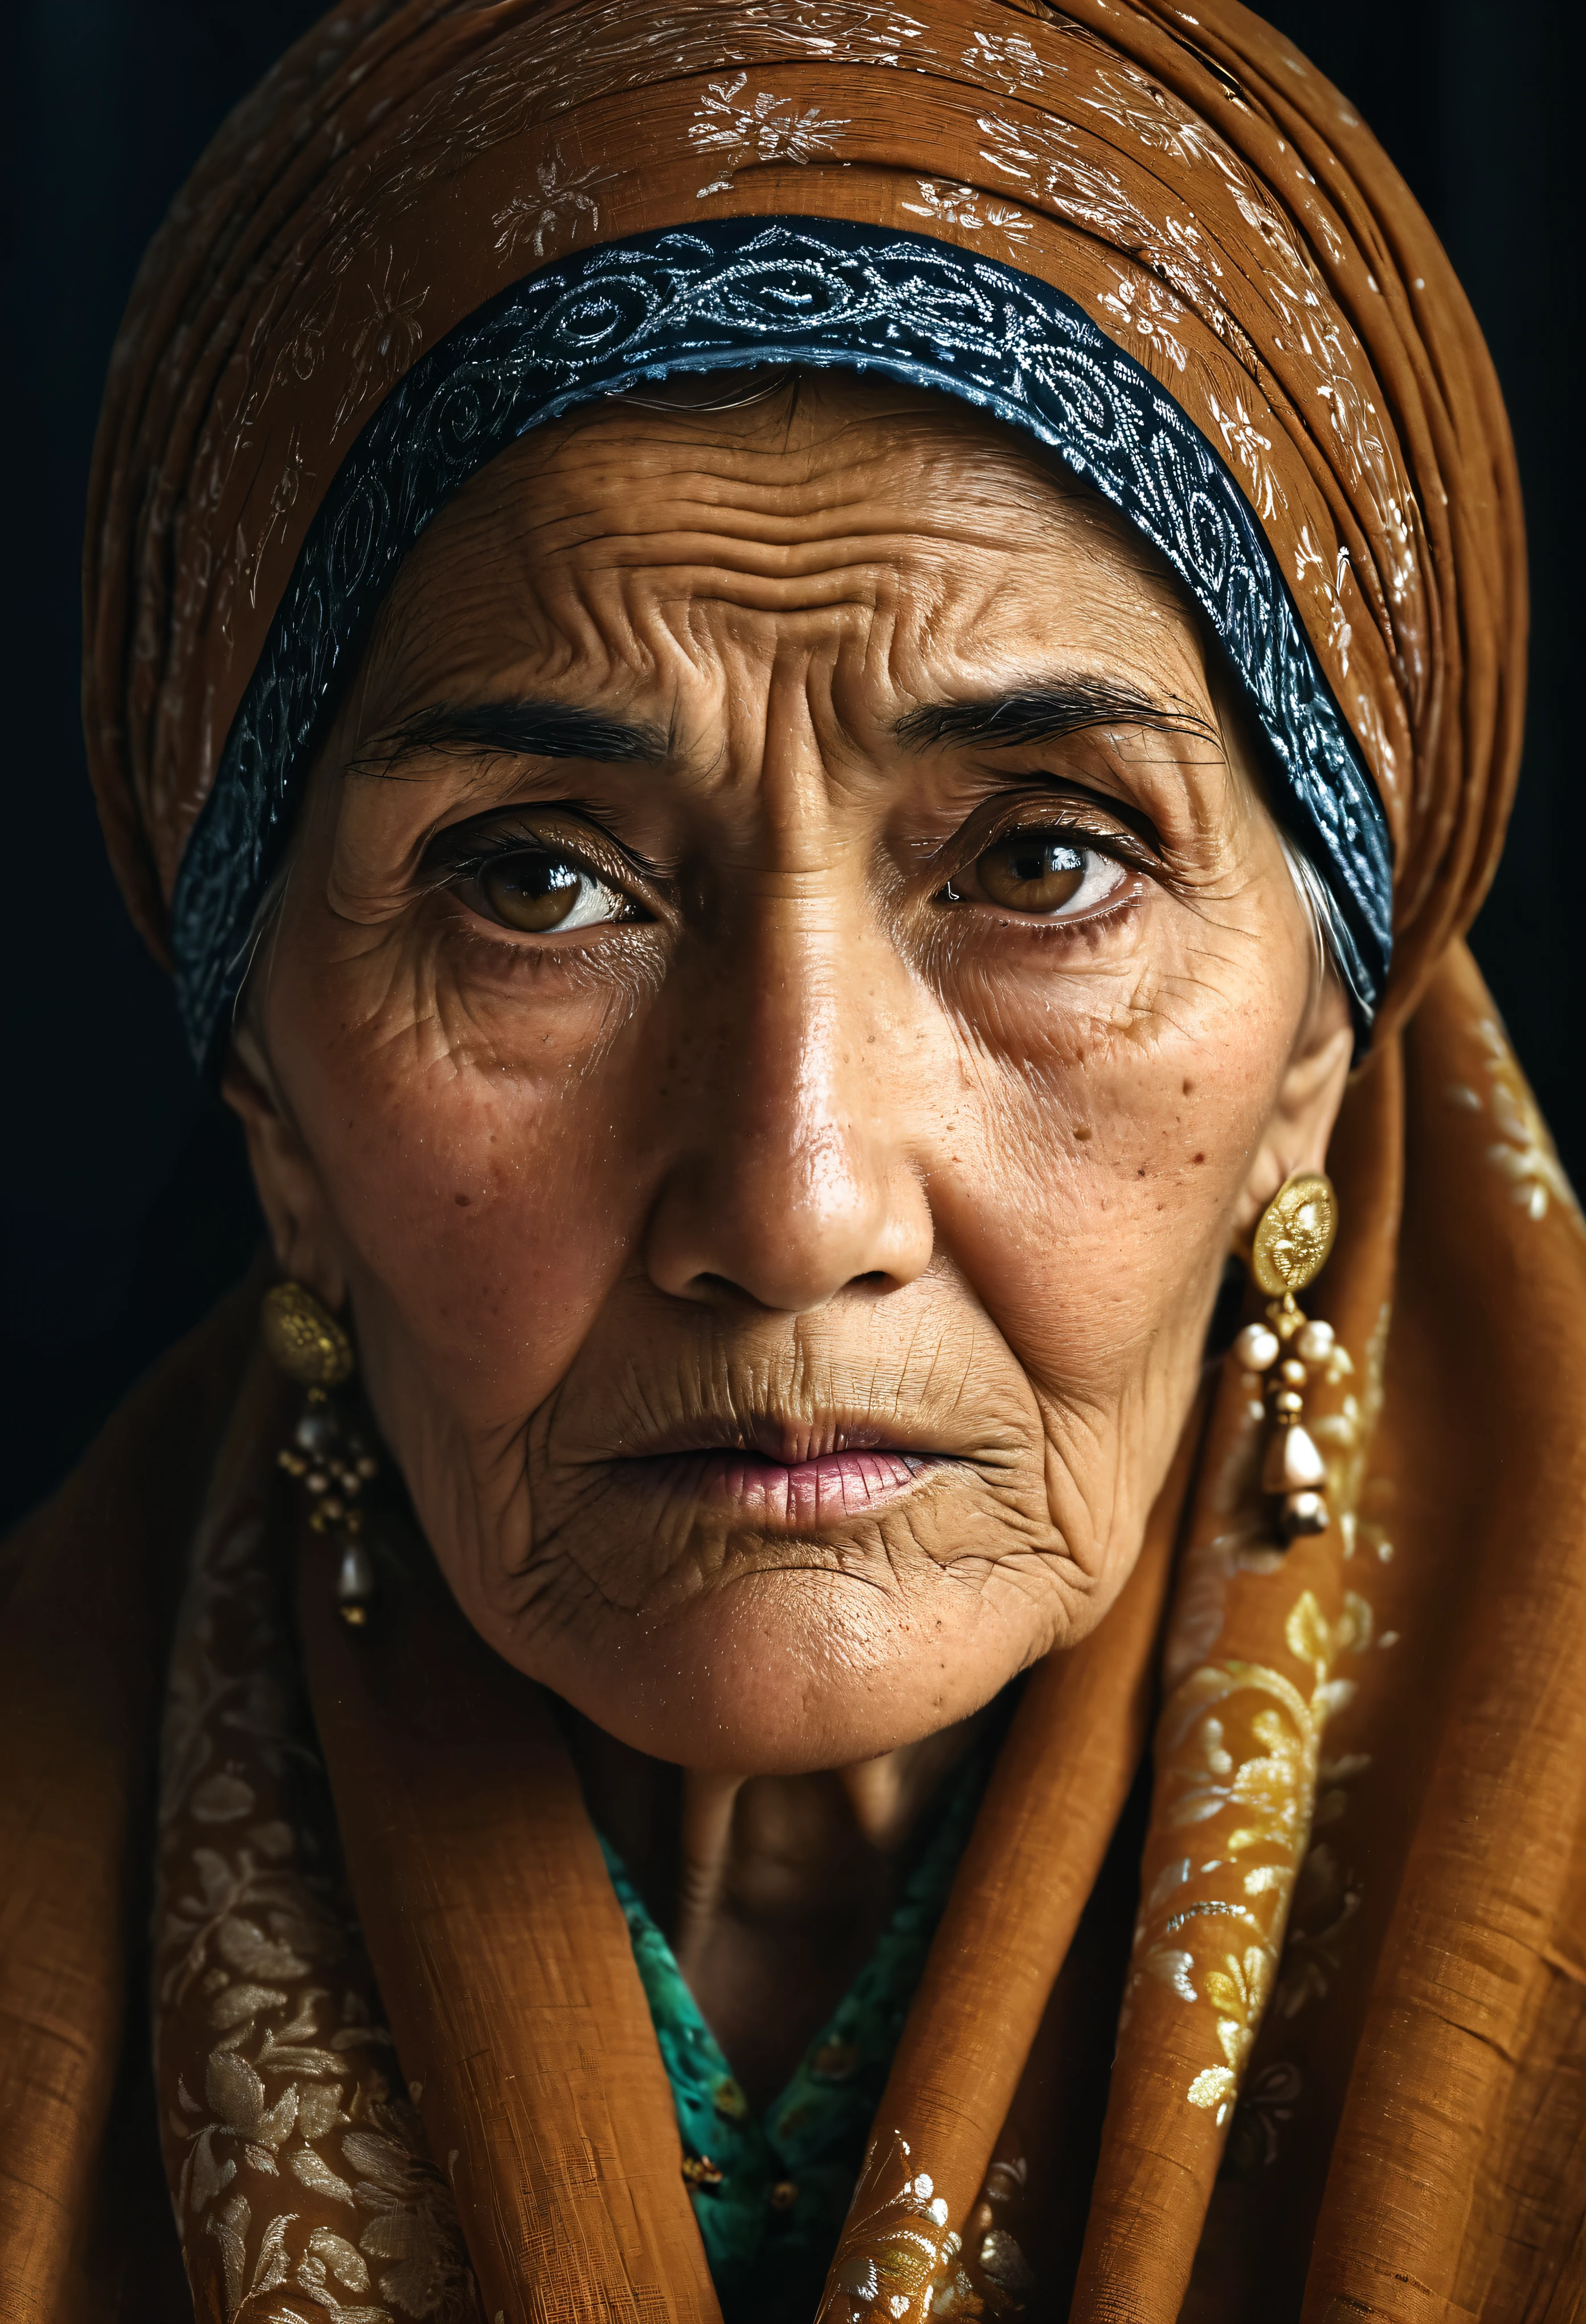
[{"xmin": 643, "ymin": 893, "xmax": 936, "ymax": 1313}]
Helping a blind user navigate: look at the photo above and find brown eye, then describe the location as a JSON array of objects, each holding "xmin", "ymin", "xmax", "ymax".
[
  {"xmin": 975, "ymin": 834, "xmax": 1089, "ymax": 913},
  {"xmin": 474, "ymin": 847, "xmax": 630, "ymax": 933}
]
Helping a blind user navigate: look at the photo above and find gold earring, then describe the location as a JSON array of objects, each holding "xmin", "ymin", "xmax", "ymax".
[
  {"xmin": 261, "ymin": 1282, "xmax": 379, "ymax": 1627},
  {"xmin": 1235, "ymin": 1174, "xmax": 1339, "ymax": 1542}
]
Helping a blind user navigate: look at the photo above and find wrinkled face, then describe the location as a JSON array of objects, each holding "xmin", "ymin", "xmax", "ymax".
[{"xmin": 231, "ymin": 374, "xmax": 1351, "ymax": 1772}]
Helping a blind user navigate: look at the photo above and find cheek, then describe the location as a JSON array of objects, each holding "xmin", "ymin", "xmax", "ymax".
[
  {"xmin": 287, "ymin": 1006, "xmax": 659, "ymax": 1428},
  {"xmin": 935, "ymin": 992, "xmax": 1287, "ymax": 1388}
]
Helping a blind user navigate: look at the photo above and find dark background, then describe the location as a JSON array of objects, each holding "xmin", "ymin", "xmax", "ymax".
[{"xmin": 3, "ymin": 2, "xmax": 1575, "ymax": 1532}]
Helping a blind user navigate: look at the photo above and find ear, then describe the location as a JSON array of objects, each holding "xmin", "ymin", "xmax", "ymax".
[
  {"xmin": 1231, "ymin": 974, "xmax": 1355, "ymax": 1240},
  {"xmin": 222, "ymin": 1022, "xmax": 349, "ymax": 1309}
]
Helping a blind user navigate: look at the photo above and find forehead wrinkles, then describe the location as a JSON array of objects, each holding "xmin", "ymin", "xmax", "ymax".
[
  {"xmin": 393, "ymin": 390, "xmax": 1085, "ymax": 605},
  {"xmin": 357, "ymin": 476, "xmax": 946, "ymax": 723},
  {"xmin": 517, "ymin": 447, "xmax": 1057, "ymax": 566},
  {"xmin": 355, "ymin": 401, "xmax": 1212, "ymax": 746},
  {"xmin": 532, "ymin": 388, "xmax": 1065, "ymax": 509},
  {"xmin": 365, "ymin": 512, "xmax": 1017, "ymax": 742}
]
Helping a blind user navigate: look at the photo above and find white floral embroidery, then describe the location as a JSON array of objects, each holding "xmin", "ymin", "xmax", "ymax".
[
  {"xmin": 959, "ymin": 27, "xmax": 1047, "ymax": 93},
  {"xmin": 899, "ymin": 178, "xmax": 1033, "ymax": 248},
  {"xmin": 1293, "ymin": 523, "xmax": 1354, "ymax": 677},
  {"xmin": 492, "ymin": 149, "xmax": 604, "ymax": 263},
  {"xmin": 817, "ymin": 2135, "xmax": 959, "ymax": 2323},
  {"xmin": 709, "ymin": 0, "xmax": 928, "ymax": 66},
  {"xmin": 690, "ymin": 71, "xmax": 849, "ymax": 197},
  {"xmin": 1314, "ymin": 375, "xmax": 1416, "ymax": 609},
  {"xmin": 1446, "ymin": 1017, "xmax": 1583, "ymax": 1226},
  {"xmin": 1097, "ymin": 270, "xmax": 1188, "ymax": 372},
  {"xmin": 331, "ymin": 253, "xmax": 429, "ymax": 439},
  {"xmin": 1205, "ymin": 388, "xmax": 1283, "ymax": 521},
  {"xmin": 1344, "ymin": 679, "xmax": 1399, "ymax": 800},
  {"xmin": 976, "ymin": 109, "xmax": 1248, "ymax": 358},
  {"xmin": 1080, "ymin": 64, "xmax": 1223, "ymax": 168},
  {"xmin": 235, "ymin": 430, "xmax": 311, "ymax": 615},
  {"xmin": 1328, "ymin": 544, "xmax": 1355, "ymax": 673},
  {"xmin": 977, "ymin": 38, "xmax": 1425, "ymax": 625}
]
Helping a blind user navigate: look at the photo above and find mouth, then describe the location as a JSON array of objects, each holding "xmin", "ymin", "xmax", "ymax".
[{"xmin": 603, "ymin": 1417, "xmax": 953, "ymax": 1530}]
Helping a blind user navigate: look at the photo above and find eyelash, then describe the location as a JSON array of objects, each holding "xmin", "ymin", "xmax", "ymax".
[
  {"xmin": 427, "ymin": 820, "xmax": 637, "ymax": 881},
  {"xmin": 939, "ymin": 809, "xmax": 1147, "ymax": 895},
  {"xmin": 427, "ymin": 802, "xmax": 1151, "ymax": 941},
  {"xmin": 427, "ymin": 823, "xmax": 652, "ymax": 927}
]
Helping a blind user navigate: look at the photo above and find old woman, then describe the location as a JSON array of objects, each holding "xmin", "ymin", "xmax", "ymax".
[{"xmin": 3, "ymin": 2, "xmax": 1580, "ymax": 2320}]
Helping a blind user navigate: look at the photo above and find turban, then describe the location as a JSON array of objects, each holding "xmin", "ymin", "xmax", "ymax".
[{"xmin": 83, "ymin": 0, "xmax": 1524, "ymax": 1060}]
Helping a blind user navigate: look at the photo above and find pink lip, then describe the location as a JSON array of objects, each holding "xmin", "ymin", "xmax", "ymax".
[{"xmin": 628, "ymin": 1447, "xmax": 944, "ymax": 1528}]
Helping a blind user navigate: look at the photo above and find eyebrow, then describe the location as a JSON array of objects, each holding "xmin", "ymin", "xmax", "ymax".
[
  {"xmin": 894, "ymin": 678, "xmax": 1219, "ymax": 854},
  {"xmin": 348, "ymin": 697, "xmax": 671, "ymax": 777},
  {"xmin": 893, "ymin": 678, "xmax": 1220, "ymax": 754}
]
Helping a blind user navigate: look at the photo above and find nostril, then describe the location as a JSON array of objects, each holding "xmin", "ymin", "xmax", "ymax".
[
  {"xmin": 683, "ymin": 1271, "xmax": 756, "ymax": 1307},
  {"xmin": 677, "ymin": 1266, "xmax": 897, "ymax": 1313}
]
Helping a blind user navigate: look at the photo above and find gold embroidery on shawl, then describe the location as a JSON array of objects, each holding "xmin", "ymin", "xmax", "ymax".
[
  {"xmin": 817, "ymin": 2131, "xmax": 959, "ymax": 2323},
  {"xmin": 1119, "ymin": 1307, "xmax": 1384, "ymax": 2133},
  {"xmin": 1314, "ymin": 1300, "xmax": 1383, "ymax": 1569},
  {"xmin": 1266, "ymin": 1300, "xmax": 1391, "ymax": 2031},
  {"xmin": 1123, "ymin": 1586, "xmax": 1373, "ymax": 2126},
  {"xmin": 155, "ymin": 1489, "xmax": 482, "ymax": 2323},
  {"xmin": 817, "ymin": 2130, "xmax": 1035, "ymax": 2322}
]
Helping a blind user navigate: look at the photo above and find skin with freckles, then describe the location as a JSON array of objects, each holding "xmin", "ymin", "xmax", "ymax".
[{"xmin": 227, "ymin": 372, "xmax": 1352, "ymax": 2088}]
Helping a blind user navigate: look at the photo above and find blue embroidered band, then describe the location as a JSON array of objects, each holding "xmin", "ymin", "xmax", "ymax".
[{"xmin": 174, "ymin": 217, "xmax": 1392, "ymax": 1059}]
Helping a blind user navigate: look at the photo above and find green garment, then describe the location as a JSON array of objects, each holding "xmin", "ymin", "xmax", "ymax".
[{"xmin": 599, "ymin": 1758, "xmax": 985, "ymax": 2324}]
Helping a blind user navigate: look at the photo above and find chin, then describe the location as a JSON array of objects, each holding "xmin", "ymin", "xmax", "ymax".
[{"xmin": 506, "ymin": 1555, "xmax": 1046, "ymax": 1774}]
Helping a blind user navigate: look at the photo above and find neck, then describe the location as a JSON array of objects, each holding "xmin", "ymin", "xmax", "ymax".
[{"xmin": 565, "ymin": 1713, "xmax": 990, "ymax": 2108}]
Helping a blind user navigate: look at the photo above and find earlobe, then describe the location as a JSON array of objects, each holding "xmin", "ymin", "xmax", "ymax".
[
  {"xmin": 1231, "ymin": 979, "xmax": 1355, "ymax": 1241},
  {"xmin": 222, "ymin": 1026, "xmax": 349, "ymax": 1310}
]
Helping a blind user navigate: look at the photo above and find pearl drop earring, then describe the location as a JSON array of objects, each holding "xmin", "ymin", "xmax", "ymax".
[{"xmin": 1233, "ymin": 1173, "xmax": 1340, "ymax": 1542}]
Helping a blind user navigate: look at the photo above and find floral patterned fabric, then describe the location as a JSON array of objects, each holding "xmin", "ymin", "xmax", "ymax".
[{"xmin": 150, "ymin": 1357, "xmax": 483, "ymax": 2324}]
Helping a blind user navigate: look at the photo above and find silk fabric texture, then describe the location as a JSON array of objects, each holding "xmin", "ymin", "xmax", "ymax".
[{"xmin": 6, "ymin": 1, "xmax": 1581, "ymax": 2319}]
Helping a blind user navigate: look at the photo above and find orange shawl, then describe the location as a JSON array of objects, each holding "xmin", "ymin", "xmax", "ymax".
[
  {"xmin": 6, "ymin": 3, "xmax": 1584, "ymax": 2321},
  {"xmin": 7, "ymin": 952, "xmax": 1584, "ymax": 2322}
]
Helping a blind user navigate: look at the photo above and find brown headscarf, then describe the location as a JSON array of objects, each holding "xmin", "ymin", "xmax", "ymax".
[
  {"xmin": 5, "ymin": 6, "xmax": 1581, "ymax": 2323},
  {"xmin": 82, "ymin": 0, "xmax": 1523, "ymax": 1038}
]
